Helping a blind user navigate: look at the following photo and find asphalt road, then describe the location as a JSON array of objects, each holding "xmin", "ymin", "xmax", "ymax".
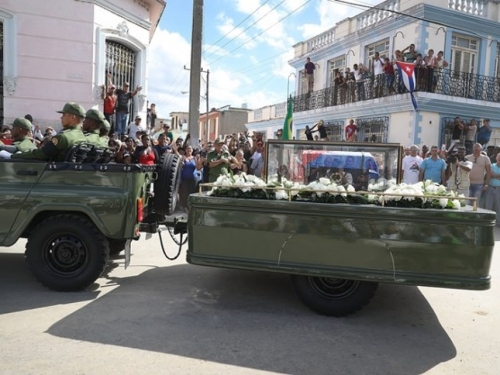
[{"xmin": 0, "ymin": 228, "xmax": 499, "ymax": 375}]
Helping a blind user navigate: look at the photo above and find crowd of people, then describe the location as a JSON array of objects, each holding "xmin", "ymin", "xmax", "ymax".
[{"xmin": 306, "ymin": 43, "xmax": 450, "ymax": 104}]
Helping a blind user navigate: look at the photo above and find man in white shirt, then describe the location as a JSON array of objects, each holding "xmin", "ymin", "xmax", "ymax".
[
  {"xmin": 402, "ymin": 145, "xmax": 423, "ymax": 184},
  {"xmin": 127, "ymin": 116, "xmax": 144, "ymax": 141},
  {"xmin": 372, "ymin": 52, "xmax": 384, "ymax": 98}
]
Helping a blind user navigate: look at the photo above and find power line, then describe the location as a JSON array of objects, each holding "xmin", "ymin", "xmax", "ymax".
[
  {"xmin": 203, "ymin": 0, "xmax": 272, "ymax": 58},
  {"xmin": 208, "ymin": 0, "xmax": 314, "ymax": 66},
  {"xmin": 204, "ymin": 0, "xmax": 289, "ymax": 61}
]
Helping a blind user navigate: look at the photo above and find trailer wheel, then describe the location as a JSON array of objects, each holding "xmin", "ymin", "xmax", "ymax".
[
  {"xmin": 154, "ymin": 153, "xmax": 183, "ymax": 216},
  {"xmin": 291, "ymin": 275, "xmax": 378, "ymax": 317},
  {"xmin": 25, "ymin": 215, "xmax": 109, "ymax": 291}
]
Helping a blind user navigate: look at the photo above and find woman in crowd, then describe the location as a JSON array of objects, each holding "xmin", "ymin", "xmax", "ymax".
[
  {"xmin": 134, "ymin": 134, "xmax": 158, "ymax": 165},
  {"xmin": 229, "ymin": 149, "xmax": 247, "ymax": 175},
  {"xmin": 179, "ymin": 145, "xmax": 198, "ymax": 213}
]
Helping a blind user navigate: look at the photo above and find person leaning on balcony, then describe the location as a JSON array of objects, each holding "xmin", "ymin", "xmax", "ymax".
[
  {"xmin": 419, "ymin": 145, "xmax": 446, "ymax": 184},
  {"xmin": 372, "ymin": 52, "xmax": 384, "ymax": 98},
  {"xmin": 353, "ymin": 64, "xmax": 366, "ymax": 101},
  {"xmin": 464, "ymin": 119, "xmax": 478, "ymax": 155},
  {"xmin": 466, "ymin": 143, "xmax": 491, "ymax": 206},
  {"xmin": 304, "ymin": 57, "xmax": 317, "ymax": 93},
  {"xmin": 402, "ymin": 44, "xmax": 419, "ymax": 63}
]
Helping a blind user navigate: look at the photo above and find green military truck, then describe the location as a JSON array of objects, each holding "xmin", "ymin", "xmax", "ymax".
[{"xmin": 0, "ymin": 146, "xmax": 181, "ymax": 291}]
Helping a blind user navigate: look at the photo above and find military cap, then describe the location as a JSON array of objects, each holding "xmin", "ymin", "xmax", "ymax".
[
  {"xmin": 214, "ymin": 137, "xmax": 224, "ymax": 144},
  {"xmin": 85, "ymin": 109, "xmax": 106, "ymax": 123},
  {"xmin": 11, "ymin": 118, "xmax": 32, "ymax": 131},
  {"xmin": 56, "ymin": 102, "xmax": 86, "ymax": 117},
  {"xmin": 101, "ymin": 119, "xmax": 111, "ymax": 131}
]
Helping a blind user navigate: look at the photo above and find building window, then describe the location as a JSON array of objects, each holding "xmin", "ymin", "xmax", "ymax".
[
  {"xmin": 365, "ymin": 39, "xmax": 390, "ymax": 71},
  {"xmin": 440, "ymin": 117, "xmax": 479, "ymax": 147},
  {"xmin": 105, "ymin": 41, "xmax": 137, "ymax": 113},
  {"xmin": 450, "ymin": 34, "xmax": 478, "ymax": 74},
  {"xmin": 357, "ymin": 117, "xmax": 389, "ymax": 143},
  {"xmin": 328, "ymin": 56, "xmax": 346, "ymax": 87},
  {"xmin": 297, "ymin": 120, "xmax": 343, "ymax": 141}
]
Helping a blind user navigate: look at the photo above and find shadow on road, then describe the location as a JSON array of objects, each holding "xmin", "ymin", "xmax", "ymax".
[
  {"xmin": 45, "ymin": 264, "xmax": 456, "ymax": 375},
  {"xmin": 0, "ymin": 253, "xmax": 100, "ymax": 314}
]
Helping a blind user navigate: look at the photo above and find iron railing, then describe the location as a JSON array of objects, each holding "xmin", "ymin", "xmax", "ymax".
[{"xmin": 293, "ymin": 69, "xmax": 500, "ymax": 113}]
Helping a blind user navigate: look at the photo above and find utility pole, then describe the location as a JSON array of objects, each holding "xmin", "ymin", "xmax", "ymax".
[
  {"xmin": 188, "ymin": 0, "xmax": 203, "ymax": 148},
  {"xmin": 204, "ymin": 68, "xmax": 210, "ymax": 141}
]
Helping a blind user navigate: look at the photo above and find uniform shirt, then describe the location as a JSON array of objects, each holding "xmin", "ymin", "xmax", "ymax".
[
  {"xmin": 84, "ymin": 130, "xmax": 101, "ymax": 146},
  {"xmin": 466, "ymin": 154, "xmax": 491, "ymax": 184},
  {"xmin": 12, "ymin": 125, "xmax": 86, "ymax": 162},
  {"xmin": 420, "ymin": 157, "xmax": 446, "ymax": 183},
  {"xmin": 207, "ymin": 149, "xmax": 230, "ymax": 182},
  {"xmin": 98, "ymin": 136, "xmax": 109, "ymax": 148},
  {"xmin": 13, "ymin": 137, "xmax": 36, "ymax": 152}
]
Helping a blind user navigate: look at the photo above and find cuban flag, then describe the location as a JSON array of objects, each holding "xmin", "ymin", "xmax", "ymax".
[{"xmin": 396, "ymin": 61, "xmax": 418, "ymax": 111}]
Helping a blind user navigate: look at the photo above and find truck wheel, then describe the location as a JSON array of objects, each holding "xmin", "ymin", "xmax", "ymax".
[
  {"xmin": 291, "ymin": 275, "xmax": 378, "ymax": 317},
  {"xmin": 25, "ymin": 215, "xmax": 109, "ymax": 291},
  {"xmin": 108, "ymin": 239, "xmax": 127, "ymax": 255},
  {"xmin": 155, "ymin": 153, "xmax": 183, "ymax": 216}
]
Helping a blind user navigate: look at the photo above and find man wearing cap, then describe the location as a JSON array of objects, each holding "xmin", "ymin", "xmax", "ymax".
[
  {"xmin": 12, "ymin": 102, "xmax": 87, "ymax": 162},
  {"xmin": 101, "ymin": 73, "xmax": 116, "ymax": 134},
  {"xmin": 127, "ymin": 116, "xmax": 144, "ymax": 141},
  {"xmin": 115, "ymin": 81, "xmax": 142, "ymax": 137},
  {"xmin": 207, "ymin": 137, "xmax": 231, "ymax": 182},
  {"xmin": 99, "ymin": 120, "xmax": 111, "ymax": 148},
  {"xmin": 0, "ymin": 118, "xmax": 36, "ymax": 156},
  {"xmin": 83, "ymin": 109, "xmax": 105, "ymax": 146}
]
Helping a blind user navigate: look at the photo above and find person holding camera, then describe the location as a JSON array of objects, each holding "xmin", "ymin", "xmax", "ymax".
[{"xmin": 446, "ymin": 146, "xmax": 473, "ymax": 196}]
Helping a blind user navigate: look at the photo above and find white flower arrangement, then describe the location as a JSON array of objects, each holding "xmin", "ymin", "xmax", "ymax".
[{"xmin": 205, "ymin": 173, "xmax": 463, "ymax": 210}]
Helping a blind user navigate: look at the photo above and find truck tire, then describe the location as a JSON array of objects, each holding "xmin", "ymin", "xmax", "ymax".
[
  {"xmin": 291, "ymin": 275, "xmax": 378, "ymax": 317},
  {"xmin": 25, "ymin": 215, "xmax": 109, "ymax": 291},
  {"xmin": 108, "ymin": 239, "xmax": 127, "ymax": 255},
  {"xmin": 155, "ymin": 153, "xmax": 183, "ymax": 216}
]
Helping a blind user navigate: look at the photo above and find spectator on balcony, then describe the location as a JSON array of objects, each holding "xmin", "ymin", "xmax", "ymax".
[
  {"xmin": 372, "ymin": 52, "xmax": 384, "ymax": 98},
  {"xmin": 466, "ymin": 143, "xmax": 491, "ymax": 206},
  {"xmin": 402, "ymin": 44, "xmax": 419, "ymax": 63},
  {"xmin": 464, "ymin": 119, "xmax": 478, "ymax": 155},
  {"xmin": 345, "ymin": 68, "xmax": 356, "ymax": 102},
  {"xmin": 115, "ymin": 82, "xmax": 142, "ymax": 137},
  {"xmin": 383, "ymin": 57, "xmax": 396, "ymax": 95},
  {"xmin": 353, "ymin": 63, "xmax": 366, "ymax": 101},
  {"xmin": 433, "ymin": 51, "xmax": 449, "ymax": 93},
  {"xmin": 305, "ymin": 123, "xmax": 317, "ymax": 141},
  {"xmin": 424, "ymin": 49, "xmax": 436, "ymax": 92},
  {"xmin": 334, "ymin": 71, "xmax": 347, "ymax": 105},
  {"xmin": 314, "ymin": 120, "xmax": 328, "ymax": 141},
  {"xmin": 304, "ymin": 57, "xmax": 316, "ymax": 93},
  {"xmin": 477, "ymin": 119, "xmax": 492, "ymax": 147},
  {"xmin": 414, "ymin": 54, "xmax": 426, "ymax": 90},
  {"xmin": 419, "ymin": 145, "xmax": 446, "ymax": 184},
  {"xmin": 394, "ymin": 49, "xmax": 404, "ymax": 62}
]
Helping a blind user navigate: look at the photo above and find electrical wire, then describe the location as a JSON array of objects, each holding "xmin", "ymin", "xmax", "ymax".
[{"xmin": 208, "ymin": 0, "xmax": 314, "ymax": 66}]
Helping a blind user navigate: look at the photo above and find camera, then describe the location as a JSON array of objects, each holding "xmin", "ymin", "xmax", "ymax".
[
  {"xmin": 447, "ymin": 155, "xmax": 457, "ymax": 164},
  {"xmin": 200, "ymin": 151, "xmax": 207, "ymax": 158}
]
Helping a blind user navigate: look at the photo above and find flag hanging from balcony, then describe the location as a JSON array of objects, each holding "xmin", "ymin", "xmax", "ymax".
[
  {"xmin": 282, "ymin": 96, "xmax": 293, "ymax": 140},
  {"xmin": 395, "ymin": 61, "xmax": 418, "ymax": 111}
]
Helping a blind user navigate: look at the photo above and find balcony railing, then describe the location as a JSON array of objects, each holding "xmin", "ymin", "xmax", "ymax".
[{"xmin": 292, "ymin": 69, "xmax": 500, "ymax": 113}]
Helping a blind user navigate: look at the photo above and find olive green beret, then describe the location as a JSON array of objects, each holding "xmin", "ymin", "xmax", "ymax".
[
  {"xmin": 11, "ymin": 118, "xmax": 32, "ymax": 131},
  {"xmin": 56, "ymin": 102, "xmax": 86, "ymax": 117},
  {"xmin": 85, "ymin": 109, "xmax": 106, "ymax": 123}
]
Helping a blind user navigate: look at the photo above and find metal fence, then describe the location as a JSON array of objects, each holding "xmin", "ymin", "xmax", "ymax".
[{"xmin": 293, "ymin": 68, "xmax": 500, "ymax": 113}]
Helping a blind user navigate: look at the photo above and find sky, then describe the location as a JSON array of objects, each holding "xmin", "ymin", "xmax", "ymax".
[{"xmin": 148, "ymin": 0, "xmax": 380, "ymax": 118}]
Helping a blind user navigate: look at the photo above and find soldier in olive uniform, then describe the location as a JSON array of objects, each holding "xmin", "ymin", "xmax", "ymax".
[
  {"xmin": 99, "ymin": 119, "xmax": 111, "ymax": 148},
  {"xmin": 0, "ymin": 118, "xmax": 36, "ymax": 154},
  {"xmin": 83, "ymin": 109, "xmax": 105, "ymax": 146},
  {"xmin": 12, "ymin": 102, "xmax": 87, "ymax": 162}
]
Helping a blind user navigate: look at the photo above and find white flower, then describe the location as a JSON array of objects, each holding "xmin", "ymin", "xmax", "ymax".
[
  {"xmin": 437, "ymin": 184, "xmax": 447, "ymax": 194},
  {"xmin": 452, "ymin": 199, "xmax": 461, "ymax": 209},
  {"xmin": 337, "ymin": 185, "xmax": 347, "ymax": 197},
  {"xmin": 425, "ymin": 184, "xmax": 439, "ymax": 194},
  {"xmin": 346, "ymin": 185, "xmax": 356, "ymax": 193},
  {"xmin": 254, "ymin": 178, "xmax": 267, "ymax": 187},
  {"xmin": 439, "ymin": 198, "xmax": 449, "ymax": 208},
  {"xmin": 367, "ymin": 194, "xmax": 378, "ymax": 202},
  {"xmin": 275, "ymin": 189, "xmax": 288, "ymax": 200},
  {"xmin": 319, "ymin": 178, "xmax": 330, "ymax": 186},
  {"xmin": 284, "ymin": 181, "xmax": 294, "ymax": 189},
  {"xmin": 246, "ymin": 174, "xmax": 257, "ymax": 182}
]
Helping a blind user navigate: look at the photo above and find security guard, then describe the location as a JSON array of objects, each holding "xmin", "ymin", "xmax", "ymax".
[
  {"xmin": 0, "ymin": 118, "xmax": 36, "ymax": 153},
  {"xmin": 99, "ymin": 119, "xmax": 111, "ymax": 148},
  {"xmin": 83, "ymin": 109, "xmax": 105, "ymax": 146},
  {"xmin": 12, "ymin": 102, "xmax": 87, "ymax": 162}
]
